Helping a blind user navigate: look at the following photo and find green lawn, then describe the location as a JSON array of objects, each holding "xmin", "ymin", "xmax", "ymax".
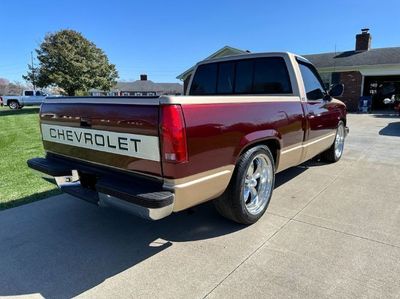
[{"xmin": 0, "ymin": 106, "xmax": 59, "ymax": 209}]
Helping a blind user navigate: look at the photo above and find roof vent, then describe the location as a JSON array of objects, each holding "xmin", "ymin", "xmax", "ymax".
[{"xmin": 140, "ymin": 74, "xmax": 148, "ymax": 81}]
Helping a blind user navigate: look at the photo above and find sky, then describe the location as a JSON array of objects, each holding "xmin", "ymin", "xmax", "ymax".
[{"xmin": 1, "ymin": 0, "xmax": 400, "ymax": 84}]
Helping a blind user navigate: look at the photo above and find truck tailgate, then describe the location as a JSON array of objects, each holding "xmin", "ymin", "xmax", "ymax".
[{"xmin": 40, "ymin": 97, "xmax": 162, "ymax": 177}]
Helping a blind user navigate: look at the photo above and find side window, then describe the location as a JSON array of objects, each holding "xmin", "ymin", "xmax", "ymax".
[
  {"xmin": 25, "ymin": 91, "xmax": 34, "ymax": 96},
  {"xmin": 217, "ymin": 62, "xmax": 235, "ymax": 94},
  {"xmin": 235, "ymin": 60, "xmax": 253, "ymax": 94},
  {"xmin": 253, "ymin": 58, "xmax": 292, "ymax": 94},
  {"xmin": 190, "ymin": 63, "xmax": 217, "ymax": 95},
  {"xmin": 35, "ymin": 91, "xmax": 42, "ymax": 96},
  {"xmin": 298, "ymin": 62, "xmax": 326, "ymax": 100}
]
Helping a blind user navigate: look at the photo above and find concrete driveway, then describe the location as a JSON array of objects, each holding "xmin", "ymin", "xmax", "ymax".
[{"xmin": 1, "ymin": 113, "xmax": 400, "ymax": 299}]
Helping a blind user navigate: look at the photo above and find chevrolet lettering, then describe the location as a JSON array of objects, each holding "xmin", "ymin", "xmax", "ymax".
[
  {"xmin": 28, "ymin": 52, "xmax": 349, "ymax": 224},
  {"xmin": 41, "ymin": 124, "xmax": 158, "ymax": 161}
]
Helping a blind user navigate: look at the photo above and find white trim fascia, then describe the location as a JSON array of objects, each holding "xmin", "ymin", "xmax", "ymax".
[{"xmin": 317, "ymin": 63, "xmax": 400, "ymax": 74}]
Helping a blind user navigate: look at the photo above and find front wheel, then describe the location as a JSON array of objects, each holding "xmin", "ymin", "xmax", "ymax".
[
  {"xmin": 8, "ymin": 101, "xmax": 20, "ymax": 110},
  {"xmin": 214, "ymin": 145, "xmax": 275, "ymax": 224},
  {"xmin": 321, "ymin": 121, "xmax": 346, "ymax": 163}
]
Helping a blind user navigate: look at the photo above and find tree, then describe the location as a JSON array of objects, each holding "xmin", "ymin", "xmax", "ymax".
[
  {"xmin": 23, "ymin": 30, "xmax": 118, "ymax": 96},
  {"xmin": 0, "ymin": 78, "xmax": 9, "ymax": 95},
  {"xmin": 0, "ymin": 78, "xmax": 25, "ymax": 96},
  {"xmin": 7, "ymin": 82, "xmax": 24, "ymax": 95}
]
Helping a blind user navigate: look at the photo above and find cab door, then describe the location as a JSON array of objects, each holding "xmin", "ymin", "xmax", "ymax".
[
  {"xmin": 297, "ymin": 60, "xmax": 338, "ymax": 161},
  {"xmin": 23, "ymin": 90, "xmax": 35, "ymax": 105}
]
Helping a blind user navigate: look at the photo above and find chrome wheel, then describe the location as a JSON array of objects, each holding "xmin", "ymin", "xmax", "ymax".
[
  {"xmin": 243, "ymin": 153, "xmax": 274, "ymax": 215},
  {"xmin": 9, "ymin": 101, "xmax": 18, "ymax": 109},
  {"xmin": 334, "ymin": 124, "xmax": 345, "ymax": 159}
]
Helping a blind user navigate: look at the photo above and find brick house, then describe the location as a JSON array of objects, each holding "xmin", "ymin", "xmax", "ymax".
[
  {"xmin": 177, "ymin": 31, "xmax": 400, "ymax": 111},
  {"xmin": 304, "ymin": 29, "xmax": 400, "ymax": 111},
  {"xmin": 89, "ymin": 74, "xmax": 183, "ymax": 97}
]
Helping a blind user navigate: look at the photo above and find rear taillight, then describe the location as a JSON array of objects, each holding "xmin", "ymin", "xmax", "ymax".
[{"xmin": 160, "ymin": 104, "xmax": 188, "ymax": 163}]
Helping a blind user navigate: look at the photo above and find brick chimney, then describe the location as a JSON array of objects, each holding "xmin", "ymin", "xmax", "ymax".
[
  {"xmin": 140, "ymin": 74, "xmax": 148, "ymax": 81},
  {"xmin": 355, "ymin": 28, "xmax": 371, "ymax": 51}
]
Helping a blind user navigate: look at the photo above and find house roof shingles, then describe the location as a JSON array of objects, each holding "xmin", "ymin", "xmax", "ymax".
[
  {"xmin": 90, "ymin": 80, "xmax": 183, "ymax": 94},
  {"xmin": 303, "ymin": 47, "xmax": 400, "ymax": 69},
  {"xmin": 116, "ymin": 80, "xmax": 182, "ymax": 93}
]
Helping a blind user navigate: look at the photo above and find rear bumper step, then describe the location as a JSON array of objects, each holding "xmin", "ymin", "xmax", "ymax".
[{"xmin": 27, "ymin": 157, "xmax": 174, "ymax": 220}]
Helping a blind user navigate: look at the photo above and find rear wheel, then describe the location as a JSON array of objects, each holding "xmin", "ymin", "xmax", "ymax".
[
  {"xmin": 321, "ymin": 121, "xmax": 345, "ymax": 163},
  {"xmin": 214, "ymin": 145, "xmax": 275, "ymax": 224},
  {"xmin": 8, "ymin": 101, "xmax": 20, "ymax": 110}
]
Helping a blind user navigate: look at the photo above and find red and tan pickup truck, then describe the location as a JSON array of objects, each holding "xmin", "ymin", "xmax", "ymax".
[{"xmin": 28, "ymin": 52, "xmax": 348, "ymax": 224}]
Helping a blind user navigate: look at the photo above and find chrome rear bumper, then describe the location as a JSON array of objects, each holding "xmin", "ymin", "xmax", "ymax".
[{"xmin": 27, "ymin": 156, "xmax": 174, "ymax": 220}]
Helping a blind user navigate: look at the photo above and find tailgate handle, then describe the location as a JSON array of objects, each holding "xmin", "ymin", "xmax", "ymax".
[{"xmin": 80, "ymin": 118, "xmax": 91, "ymax": 127}]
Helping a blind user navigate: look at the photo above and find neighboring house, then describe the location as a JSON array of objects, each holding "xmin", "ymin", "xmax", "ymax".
[
  {"xmin": 177, "ymin": 31, "xmax": 400, "ymax": 111},
  {"xmin": 89, "ymin": 74, "xmax": 183, "ymax": 97},
  {"xmin": 176, "ymin": 46, "xmax": 249, "ymax": 93},
  {"xmin": 304, "ymin": 29, "xmax": 400, "ymax": 111}
]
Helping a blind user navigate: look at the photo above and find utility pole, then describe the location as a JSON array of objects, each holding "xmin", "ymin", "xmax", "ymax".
[{"xmin": 31, "ymin": 51, "xmax": 36, "ymax": 90}]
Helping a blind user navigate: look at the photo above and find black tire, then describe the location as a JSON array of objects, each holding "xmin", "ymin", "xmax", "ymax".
[
  {"xmin": 8, "ymin": 100, "xmax": 20, "ymax": 110},
  {"xmin": 214, "ymin": 145, "xmax": 275, "ymax": 224},
  {"xmin": 321, "ymin": 121, "xmax": 345, "ymax": 163}
]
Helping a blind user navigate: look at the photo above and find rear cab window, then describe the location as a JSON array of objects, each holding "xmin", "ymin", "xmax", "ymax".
[
  {"xmin": 189, "ymin": 63, "xmax": 217, "ymax": 95},
  {"xmin": 189, "ymin": 56, "xmax": 292, "ymax": 96}
]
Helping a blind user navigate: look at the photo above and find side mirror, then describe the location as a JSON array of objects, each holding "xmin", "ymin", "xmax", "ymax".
[{"xmin": 328, "ymin": 83, "xmax": 344, "ymax": 97}]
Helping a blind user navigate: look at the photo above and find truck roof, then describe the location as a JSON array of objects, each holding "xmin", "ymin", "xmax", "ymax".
[{"xmin": 196, "ymin": 52, "xmax": 311, "ymax": 65}]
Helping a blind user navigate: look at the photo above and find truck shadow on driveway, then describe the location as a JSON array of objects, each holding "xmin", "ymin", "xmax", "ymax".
[
  {"xmin": 379, "ymin": 122, "xmax": 400, "ymax": 137},
  {"xmin": 0, "ymin": 196, "xmax": 245, "ymax": 298},
  {"xmin": 0, "ymin": 189, "xmax": 61, "ymax": 210},
  {"xmin": 0, "ymin": 107, "xmax": 39, "ymax": 116},
  {"xmin": 0, "ymin": 165, "xmax": 307, "ymax": 298}
]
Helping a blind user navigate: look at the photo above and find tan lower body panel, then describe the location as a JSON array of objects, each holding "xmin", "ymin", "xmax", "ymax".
[
  {"xmin": 303, "ymin": 133, "xmax": 336, "ymax": 161},
  {"xmin": 164, "ymin": 165, "xmax": 235, "ymax": 212},
  {"xmin": 276, "ymin": 146, "xmax": 303, "ymax": 172},
  {"xmin": 277, "ymin": 132, "xmax": 336, "ymax": 172},
  {"xmin": 164, "ymin": 133, "xmax": 336, "ymax": 212}
]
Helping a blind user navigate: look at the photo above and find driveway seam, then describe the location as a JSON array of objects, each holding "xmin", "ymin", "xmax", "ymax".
[
  {"xmin": 202, "ymin": 217, "xmax": 292, "ymax": 298},
  {"xmin": 204, "ymin": 160, "xmax": 350, "ymax": 298},
  {"xmin": 291, "ymin": 218, "xmax": 400, "ymax": 249}
]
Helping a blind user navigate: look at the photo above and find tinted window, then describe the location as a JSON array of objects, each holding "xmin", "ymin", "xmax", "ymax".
[
  {"xmin": 35, "ymin": 91, "xmax": 42, "ymax": 96},
  {"xmin": 217, "ymin": 62, "xmax": 235, "ymax": 94},
  {"xmin": 25, "ymin": 91, "xmax": 34, "ymax": 96},
  {"xmin": 235, "ymin": 60, "xmax": 253, "ymax": 93},
  {"xmin": 253, "ymin": 58, "xmax": 292, "ymax": 94},
  {"xmin": 298, "ymin": 62, "xmax": 325, "ymax": 100},
  {"xmin": 190, "ymin": 63, "xmax": 217, "ymax": 95},
  {"xmin": 189, "ymin": 57, "xmax": 293, "ymax": 96}
]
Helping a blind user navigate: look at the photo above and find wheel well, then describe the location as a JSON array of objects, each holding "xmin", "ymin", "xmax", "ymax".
[
  {"xmin": 7, "ymin": 99, "xmax": 18, "ymax": 105},
  {"xmin": 240, "ymin": 139, "xmax": 280, "ymax": 165}
]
